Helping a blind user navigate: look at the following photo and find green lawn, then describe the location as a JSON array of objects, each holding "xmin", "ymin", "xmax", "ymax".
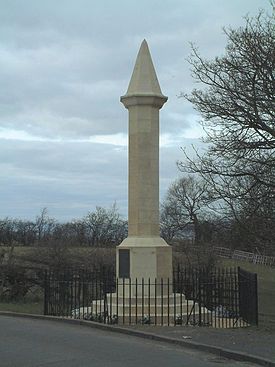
[{"xmin": 219, "ymin": 258, "xmax": 275, "ymax": 330}]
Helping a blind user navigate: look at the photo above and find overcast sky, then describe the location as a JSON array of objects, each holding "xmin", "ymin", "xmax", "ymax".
[{"xmin": 0, "ymin": 0, "xmax": 270, "ymax": 221}]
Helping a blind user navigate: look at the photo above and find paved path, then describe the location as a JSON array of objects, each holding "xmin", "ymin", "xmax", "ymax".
[{"xmin": 0, "ymin": 316, "xmax": 256, "ymax": 367}]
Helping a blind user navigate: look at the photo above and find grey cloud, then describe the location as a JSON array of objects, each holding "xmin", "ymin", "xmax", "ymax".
[
  {"xmin": 0, "ymin": 0, "xmax": 269, "ymax": 219},
  {"xmin": 1, "ymin": 0, "xmax": 267, "ymax": 140}
]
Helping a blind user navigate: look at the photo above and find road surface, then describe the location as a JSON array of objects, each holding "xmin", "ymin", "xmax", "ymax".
[{"xmin": 0, "ymin": 316, "xmax": 256, "ymax": 367}]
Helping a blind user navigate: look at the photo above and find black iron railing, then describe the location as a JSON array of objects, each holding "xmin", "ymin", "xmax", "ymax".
[{"xmin": 44, "ymin": 266, "xmax": 258, "ymax": 328}]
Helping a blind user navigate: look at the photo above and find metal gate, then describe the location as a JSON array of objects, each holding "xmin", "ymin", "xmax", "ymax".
[{"xmin": 238, "ymin": 267, "xmax": 258, "ymax": 326}]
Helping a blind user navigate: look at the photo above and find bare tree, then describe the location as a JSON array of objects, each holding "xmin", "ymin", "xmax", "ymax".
[
  {"xmin": 0, "ymin": 205, "xmax": 127, "ymax": 249},
  {"xmin": 15, "ymin": 220, "xmax": 36, "ymax": 246},
  {"xmin": 180, "ymin": 8, "xmax": 275, "ymax": 191},
  {"xmin": 0, "ymin": 218, "xmax": 16, "ymax": 246},
  {"xmin": 219, "ymin": 178, "xmax": 275, "ymax": 254},
  {"xmin": 83, "ymin": 204, "xmax": 127, "ymax": 247},
  {"xmin": 35, "ymin": 208, "xmax": 56, "ymax": 245},
  {"xmin": 178, "ymin": 7, "xmax": 275, "ymax": 253},
  {"xmin": 160, "ymin": 204, "xmax": 180, "ymax": 242},
  {"xmin": 161, "ymin": 176, "xmax": 213, "ymax": 245}
]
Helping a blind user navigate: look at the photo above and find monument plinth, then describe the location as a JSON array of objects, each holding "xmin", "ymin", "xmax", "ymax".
[{"xmin": 116, "ymin": 40, "xmax": 172, "ymax": 288}]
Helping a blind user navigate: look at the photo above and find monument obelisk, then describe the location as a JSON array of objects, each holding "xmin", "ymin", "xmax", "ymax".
[
  {"xmin": 116, "ymin": 40, "xmax": 172, "ymax": 287},
  {"xmin": 90, "ymin": 41, "xmax": 202, "ymax": 324}
]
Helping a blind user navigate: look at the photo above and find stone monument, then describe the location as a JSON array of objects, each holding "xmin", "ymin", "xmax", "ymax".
[
  {"xmin": 88, "ymin": 41, "xmax": 207, "ymax": 324},
  {"xmin": 116, "ymin": 39, "xmax": 172, "ymax": 290}
]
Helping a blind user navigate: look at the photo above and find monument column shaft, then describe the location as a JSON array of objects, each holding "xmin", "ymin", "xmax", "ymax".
[
  {"xmin": 117, "ymin": 39, "xmax": 172, "ymax": 285},
  {"xmin": 128, "ymin": 105, "xmax": 159, "ymax": 237}
]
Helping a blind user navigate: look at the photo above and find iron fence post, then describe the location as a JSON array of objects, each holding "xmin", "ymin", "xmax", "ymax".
[
  {"xmin": 198, "ymin": 270, "xmax": 202, "ymax": 326},
  {"xmin": 43, "ymin": 269, "xmax": 48, "ymax": 316},
  {"xmin": 254, "ymin": 272, "xmax": 259, "ymax": 326}
]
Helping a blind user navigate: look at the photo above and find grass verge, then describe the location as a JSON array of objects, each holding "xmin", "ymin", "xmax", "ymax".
[{"xmin": 0, "ymin": 301, "xmax": 43, "ymax": 315}]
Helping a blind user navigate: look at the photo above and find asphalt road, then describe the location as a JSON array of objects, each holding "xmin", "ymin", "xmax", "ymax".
[{"xmin": 0, "ymin": 316, "xmax": 256, "ymax": 367}]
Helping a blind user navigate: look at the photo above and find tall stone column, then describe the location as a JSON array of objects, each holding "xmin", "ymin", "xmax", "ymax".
[{"xmin": 116, "ymin": 40, "xmax": 172, "ymax": 285}]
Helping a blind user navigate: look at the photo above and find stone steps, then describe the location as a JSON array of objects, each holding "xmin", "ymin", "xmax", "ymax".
[
  {"xmin": 91, "ymin": 301, "xmax": 201, "ymax": 315},
  {"xmin": 105, "ymin": 292, "xmax": 186, "ymax": 304},
  {"xmin": 71, "ymin": 293, "xmax": 210, "ymax": 321}
]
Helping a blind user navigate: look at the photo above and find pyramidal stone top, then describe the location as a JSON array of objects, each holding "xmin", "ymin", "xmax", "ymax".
[{"xmin": 123, "ymin": 39, "xmax": 166, "ymax": 98}]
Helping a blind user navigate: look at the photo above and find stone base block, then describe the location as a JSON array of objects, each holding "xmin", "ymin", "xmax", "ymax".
[{"xmin": 116, "ymin": 236, "xmax": 173, "ymax": 296}]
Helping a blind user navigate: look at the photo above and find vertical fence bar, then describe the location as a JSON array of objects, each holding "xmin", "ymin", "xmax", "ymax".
[
  {"xmin": 148, "ymin": 278, "xmax": 150, "ymax": 325},
  {"xmin": 60, "ymin": 271, "xmax": 63, "ymax": 317},
  {"xmin": 56, "ymin": 272, "xmax": 59, "ymax": 316},
  {"xmin": 213, "ymin": 269, "xmax": 216, "ymax": 328},
  {"xmin": 201, "ymin": 269, "xmax": 204, "ymax": 326},
  {"xmin": 218, "ymin": 268, "xmax": 222, "ymax": 328},
  {"xmin": 229, "ymin": 268, "xmax": 233, "ymax": 327},
  {"xmin": 232, "ymin": 267, "xmax": 236, "ymax": 328},
  {"xmin": 223, "ymin": 268, "xmax": 227, "ymax": 328},
  {"xmin": 227, "ymin": 268, "xmax": 230, "ymax": 328},
  {"xmin": 173, "ymin": 275, "xmax": 176, "ymax": 326},
  {"xmin": 254, "ymin": 272, "xmax": 258, "ymax": 326},
  {"xmin": 234, "ymin": 268, "xmax": 238, "ymax": 327},
  {"xmin": 154, "ymin": 278, "xmax": 157, "ymax": 326},
  {"xmin": 71, "ymin": 271, "xmax": 74, "ymax": 317},
  {"xmin": 51, "ymin": 271, "xmax": 54, "ymax": 315},
  {"xmin": 135, "ymin": 278, "xmax": 138, "ymax": 324},
  {"xmin": 198, "ymin": 270, "xmax": 202, "ymax": 326},
  {"xmin": 203, "ymin": 268, "xmax": 206, "ymax": 326},
  {"xmin": 67, "ymin": 271, "xmax": 70, "ymax": 318},
  {"xmin": 116, "ymin": 277, "xmax": 119, "ymax": 323},
  {"xmin": 129, "ymin": 277, "xmax": 132, "ymax": 325},
  {"xmin": 110, "ymin": 279, "xmax": 112, "ymax": 324},
  {"xmin": 230, "ymin": 268, "xmax": 233, "ymax": 328},
  {"xmin": 61, "ymin": 272, "xmax": 65, "ymax": 317},
  {"xmin": 192, "ymin": 269, "xmax": 195, "ymax": 326},
  {"xmin": 78, "ymin": 273, "xmax": 81, "ymax": 319},
  {"xmin": 122, "ymin": 277, "xmax": 125, "ymax": 324},
  {"xmin": 51, "ymin": 272, "xmax": 54, "ymax": 316},
  {"xmin": 142, "ymin": 278, "xmax": 144, "ymax": 324},
  {"xmin": 91, "ymin": 273, "xmax": 94, "ymax": 316},
  {"xmin": 100, "ymin": 272, "xmax": 103, "ymax": 319},
  {"xmin": 183, "ymin": 269, "xmax": 186, "ymax": 325},
  {"xmin": 43, "ymin": 269, "xmax": 48, "ymax": 315},
  {"xmin": 211, "ymin": 270, "xmax": 215, "ymax": 327},
  {"xmin": 73, "ymin": 272, "xmax": 77, "ymax": 315},
  {"xmin": 161, "ymin": 278, "xmax": 163, "ymax": 326},
  {"xmin": 239, "ymin": 267, "xmax": 242, "ymax": 328},
  {"xmin": 80, "ymin": 269, "xmax": 83, "ymax": 315},
  {"xmin": 103, "ymin": 273, "xmax": 107, "ymax": 324},
  {"xmin": 221, "ymin": 268, "xmax": 224, "ymax": 328},
  {"xmin": 225, "ymin": 268, "xmax": 228, "ymax": 328},
  {"xmin": 167, "ymin": 278, "xmax": 170, "ymax": 326},
  {"xmin": 73, "ymin": 271, "xmax": 79, "ymax": 317},
  {"xmin": 62, "ymin": 270, "xmax": 65, "ymax": 317},
  {"xmin": 95, "ymin": 273, "xmax": 97, "ymax": 317},
  {"xmin": 66, "ymin": 270, "xmax": 69, "ymax": 317}
]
